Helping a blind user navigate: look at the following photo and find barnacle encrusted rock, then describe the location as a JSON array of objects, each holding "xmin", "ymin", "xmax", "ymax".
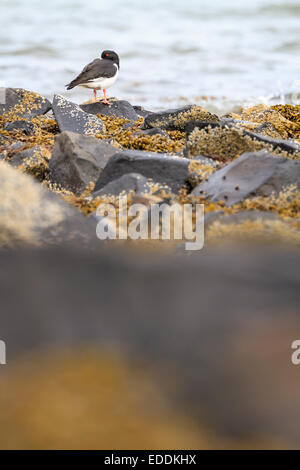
[
  {"xmin": 143, "ymin": 105, "xmax": 219, "ymax": 131},
  {"xmin": 241, "ymin": 104, "xmax": 300, "ymax": 139},
  {"xmin": 9, "ymin": 145, "xmax": 51, "ymax": 180},
  {"xmin": 52, "ymin": 94, "xmax": 105, "ymax": 136},
  {"xmin": 0, "ymin": 88, "xmax": 51, "ymax": 120},
  {"xmin": 80, "ymin": 100, "xmax": 139, "ymax": 121},
  {"xmin": 50, "ymin": 131, "xmax": 117, "ymax": 195},
  {"xmin": 192, "ymin": 150, "xmax": 300, "ymax": 205},
  {"xmin": 185, "ymin": 122, "xmax": 300, "ymax": 161},
  {"xmin": 94, "ymin": 150, "xmax": 191, "ymax": 194}
]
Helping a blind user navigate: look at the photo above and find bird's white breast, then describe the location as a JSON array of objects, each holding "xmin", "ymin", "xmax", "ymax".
[{"xmin": 80, "ymin": 64, "xmax": 119, "ymax": 90}]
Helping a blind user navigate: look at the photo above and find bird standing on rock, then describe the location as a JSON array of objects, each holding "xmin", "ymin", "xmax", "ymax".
[{"xmin": 66, "ymin": 50, "xmax": 120, "ymax": 106}]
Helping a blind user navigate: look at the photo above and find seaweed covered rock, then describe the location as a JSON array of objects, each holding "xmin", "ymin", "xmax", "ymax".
[
  {"xmin": 0, "ymin": 88, "xmax": 51, "ymax": 120},
  {"xmin": 9, "ymin": 145, "xmax": 51, "ymax": 180},
  {"xmin": 80, "ymin": 100, "xmax": 139, "ymax": 121},
  {"xmin": 94, "ymin": 150, "xmax": 191, "ymax": 194},
  {"xmin": 93, "ymin": 173, "xmax": 150, "ymax": 198},
  {"xmin": 192, "ymin": 150, "xmax": 300, "ymax": 205},
  {"xmin": 0, "ymin": 160, "xmax": 100, "ymax": 249},
  {"xmin": 50, "ymin": 131, "xmax": 117, "ymax": 195},
  {"xmin": 241, "ymin": 104, "xmax": 300, "ymax": 139},
  {"xmin": 143, "ymin": 105, "xmax": 219, "ymax": 131},
  {"xmin": 185, "ymin": 121, "xmax": 300, "ymax": 161},
  {"xmin": 52, "ymin": 94, "xmax": 105, "ymax": 136}
]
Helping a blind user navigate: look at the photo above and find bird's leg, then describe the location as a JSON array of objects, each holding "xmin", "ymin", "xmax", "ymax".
[
  {"xmin": 93, "ymin": 89, "xmax": 97, "ymax": 102},
  {"xmin": 102, "ymin": 89, "xmax": 112, "ymax": 106}
]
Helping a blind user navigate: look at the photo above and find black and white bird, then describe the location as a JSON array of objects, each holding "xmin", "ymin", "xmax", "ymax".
[{"xmin": 66, "ymin": 50, "xmax": 120, "ymax": 105}]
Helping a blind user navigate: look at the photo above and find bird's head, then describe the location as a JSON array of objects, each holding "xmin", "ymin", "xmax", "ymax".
[{"xmin": 101, "ymin": 50, "xmax": 120, "ymax": 69}]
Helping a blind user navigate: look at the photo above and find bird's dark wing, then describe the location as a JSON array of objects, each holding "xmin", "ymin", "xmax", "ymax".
[{"xmin": 66, "ymin": 59, "xmax": 116, "ymax": 89}]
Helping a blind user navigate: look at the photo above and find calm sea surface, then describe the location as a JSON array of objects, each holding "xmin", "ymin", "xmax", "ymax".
[{"xmin": 1, "ymin": 0, "xmax": 300, "ymax": 113}]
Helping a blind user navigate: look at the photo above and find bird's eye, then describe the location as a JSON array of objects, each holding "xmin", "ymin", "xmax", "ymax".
[{"xmin": 105, "ymin": 53, "xmax": 109, "ymax": 57}]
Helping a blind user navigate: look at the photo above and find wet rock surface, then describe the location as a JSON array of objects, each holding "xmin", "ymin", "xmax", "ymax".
[
  {"xmin": 192, "ymin": 150, "xmax": 300, "ymax": 205},
  {"xmin": 94, "ymin": 149, "xmax": 191, "ymax": 194},
  {"xmin": 0, "ymin": 88, "xmax": 51, "ymax": 119},
  {"xmin": 52, "ymin": 94, "xmax": 105, "ymax": 136},
  {"xmin": 80, "ymin": 99, "xmax": 139, "ymax": 121},
  {"xmin": 50, "ymin": 131, "xmax": 117, "ymax": 195}
]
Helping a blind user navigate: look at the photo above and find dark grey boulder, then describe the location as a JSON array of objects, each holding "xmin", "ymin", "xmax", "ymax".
[
  {"xmin": 93, "ymin": 172, "xmax": 150, "ymax": 198},
  {"xmin": 0, "ymin": 88, "xmax": 51, "ymax": 119},
  {"xmin": 52, "ymin": 94, "xmax": 105, "ymax": 136},
  {"xmin": 4, "ymin": 120, "xmax": 36, "ymax": 135},
  {"xmin": 144, "ymin": 105, "xmax": 219, "ymax": 131},
  {"xmin": 80, "ymin": 100, "xmax": 138, "ymax": 121},
  {"xmin": 134, "ymin": 127, "xmax": 169, "ymax": 138},
  {"xmin": 192, "ymin": 150, "xmax": 300, "ymax": 205},
  {"xmin": 50, "ymin": 131, "xmax": 117, "ymax": 195},
  {"xmin": 94, "ymin": 150, "xmax": 191, "ymax": 194},
  {"xmin": 133, "ymin": 105, "xmax": 154, "ymax": 119}
]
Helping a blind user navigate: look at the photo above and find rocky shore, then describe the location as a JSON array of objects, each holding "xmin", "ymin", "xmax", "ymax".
[
  {"xmin": 1, "ymin": 88, "xmax": 300, "ymax": 449},
  {"xmin": 0, "ymin": 87, "xmax": 299, "ymax": 249}
]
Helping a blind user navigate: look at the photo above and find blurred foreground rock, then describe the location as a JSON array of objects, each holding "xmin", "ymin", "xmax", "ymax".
[
  {"xmin": 0, "ymin": 244, "xmax": 300, "ymax": 448},
  {"xmin": 0, "ymin": 160, "xmax": 99, "ymax": 249}
]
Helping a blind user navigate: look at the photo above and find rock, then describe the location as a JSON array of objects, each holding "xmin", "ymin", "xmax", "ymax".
[
  {"xmin": 194, "ymin": 154, "xmax": 218, "ymax": 166},
  {"xmin": 9, "ymin": 145, "xmax": 51, "ymax": 180},
  {"xmin": 52, "ymin": 94, "xmax": 105, "ymax": 136},
  {"xmin": 50, "ymin": 131, "xmax": 117, "ymax": 195},
  {"xmin": 80, "ymin": 100, "xmax": 139, "ymax": 121},
  {"xmin": 1, "ymin": 244, "xmax": 300, "ymax": 445},
  {"xmin": 0, "ymin": 88, "xmax": 51, "ymax": 119},
  {"xmin": 0, "ymin": 160, "xmax": 100, "ymax": 249},
  {"xmin": 94, "ymin": 150, "xmax": 191, "ymax": 194},
  {"xmin": 133, "ymin": 127, "xmax": 169, "ymax": 138},
  {"xmin": 133, "ymin": 105, "xmax": 154, "ymax": 119},
  {"xmin": 192, "ymin": 150, "xmax": 300, "ymax": 205},
  {"xmin": 93, "ymin": 173, "xmax": 150, "ymax": 198},
  {"xmin": 204, "ymin": 210, "xmax": 283, "ymax": 229},
  {"xmin": 244, "ymin": 129, "xmax": 300, "ymax": 154},
  {"xmin": 143, "ymin": 105, "xmax": 219, "ymax": 131},
  {"xmin": 0, "ymin": 140, "xmax": 25, "ymax": 160},
  {"xmin": 185, "ymin": 121, "xmax": 300, "ymax": 161},
  {"xmin": 4, "ymin": 120, "xmax": 36, "ymax": 135}
]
